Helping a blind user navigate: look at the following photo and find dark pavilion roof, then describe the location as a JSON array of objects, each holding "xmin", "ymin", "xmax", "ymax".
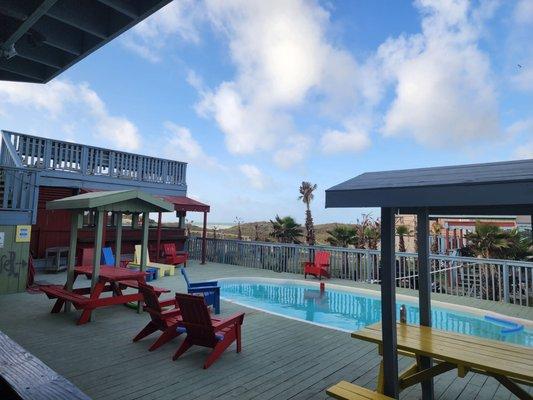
[
  {"xmin": 325, "ymin": 159, "xmax": 533, "ymax": 215},
  {"xmin": 0, "ymin": 0, "xmax": 172, "ymax": 83}
]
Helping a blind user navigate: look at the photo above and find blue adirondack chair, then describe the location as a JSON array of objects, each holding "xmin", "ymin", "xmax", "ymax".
[
  {"xmin": 101, "ymin": 247, "xmax": 157, "ymax": 281},
  {"xmin": 180, "ymin": 268, "xmax": 220, "ymax": 314}
]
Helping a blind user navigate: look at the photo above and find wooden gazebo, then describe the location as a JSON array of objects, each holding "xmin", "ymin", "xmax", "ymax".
[
  {"xmin": 326, "ymin": 159, "xmax": 533, "ymax": 399},
  {"xmin": 47, "ymin": 190, "xmax": 174, "ymax": 313}
]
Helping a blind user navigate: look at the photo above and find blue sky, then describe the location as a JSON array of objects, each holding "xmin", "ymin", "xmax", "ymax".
[{"xmin": 0, "ymin": 0, "xmax": 532, "ymax": 224}]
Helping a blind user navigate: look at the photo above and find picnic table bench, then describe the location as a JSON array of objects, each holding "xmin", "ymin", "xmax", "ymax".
[
  {"xmin": 41, "ymin": 265, "xmax": 169, "ymax": 325},
  {"xmin": 346, "ymin": 322, "xmax": 533, "ymax": 400},
  {"xmin": 0, "ymin": 330, "xmax": 89, "ymax": 400}
]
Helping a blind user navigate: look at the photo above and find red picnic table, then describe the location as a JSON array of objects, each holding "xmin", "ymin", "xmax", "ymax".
[{"xmin": 41, "ymin": 265, "xmax": 169, "ymax": 325}]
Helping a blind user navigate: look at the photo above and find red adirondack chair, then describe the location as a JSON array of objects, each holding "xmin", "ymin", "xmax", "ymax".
[
  {"xmin": 304, "ymin": 251, "xmax": 331, "ymax": 279},
  {"xmin": 133, "ymin": 283, "xmax": 183, "ymax": 351},
  {"xmin": 163, "ymin": 243, "xmax": 188, "ymax": 267},
  {"xmin": 173, "ymin": 293, "xmax": 245, "ymax": 369},
  {"xmin": 80, "ymin": 247, "xmax": 94, "ymax": 266}
]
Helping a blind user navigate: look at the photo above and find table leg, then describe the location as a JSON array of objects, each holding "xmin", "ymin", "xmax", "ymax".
[
  {"xmin": 77, "ymin": 281, "xmax": 105, "ymax": 325},
  {"xmin": 376, "ymin": 360, "xmax": 385, "ymax": 393}
]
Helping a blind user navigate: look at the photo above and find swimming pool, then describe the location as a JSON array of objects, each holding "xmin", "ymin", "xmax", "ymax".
[{"xmin": 219, "ymin": 278, "xmax": 533, "ymax": 347}]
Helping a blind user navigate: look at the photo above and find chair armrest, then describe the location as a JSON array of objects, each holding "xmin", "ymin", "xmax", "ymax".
[
  {"xmin": 175, "ymin": 251, "xmax": 188, "ymax": 256},
  {"xmin": 302, "ymin": 262, "xmax": 313, "ymax": 268},
  {"xmin": 213, "ymin": 312, "xmax": 245, "ymax": 330},
  {"xmin": 159, "ymin": 298, "xmax": 177, "ymax": 308},
  {"xmin": 189, "ymin": 281, "xmax": 218, "ymax": 287},
  {"xmin": 188, "ymin": 286, "xmax": 220, "ymax": 293}
]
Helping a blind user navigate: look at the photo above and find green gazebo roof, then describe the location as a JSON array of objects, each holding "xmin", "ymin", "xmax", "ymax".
[{"xmin": 46, "ymin": 190, "xmax": 174, "ymax": 213}]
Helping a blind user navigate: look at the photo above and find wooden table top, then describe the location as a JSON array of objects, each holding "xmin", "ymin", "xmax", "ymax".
[
  {"xmin": 75, "ymin": 265, "xmax": 146, "ymax": 282},
  {"xmin": 352, "ymin": 323, "xmax": 533, "ymax": 383}
]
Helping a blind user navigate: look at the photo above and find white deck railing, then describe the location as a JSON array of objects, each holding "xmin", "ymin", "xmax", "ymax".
[{"xmin": 186, "ymin": 237, "xmax": 533, "ymax": 307}]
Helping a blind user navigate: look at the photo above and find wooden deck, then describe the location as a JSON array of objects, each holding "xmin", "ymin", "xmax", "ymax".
[{"xmin": 0, "ymin": 261, "xmax": 531, "ymax": 400}]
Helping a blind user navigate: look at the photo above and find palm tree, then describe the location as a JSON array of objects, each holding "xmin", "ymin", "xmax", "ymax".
[
  {"xmin": 298, "ymin": 181, "xmax": 317, "ymax": 245},
  {"xmin": 269, "ymin": 215, "xmax": 303, "ymax": 244},
  {"xmin": 396, "ymin": 224, "xmax": 410, "ymax": 252},
  {"xmin": 465, "ymin": 222, "xmax": 512, "ymax": 259},
  {"xmin": 364, "ymin": 225, "xmax": 380, "ymax": 249},
  {"xmin": 326, "ymin": 225, "xmax": 358, "ymax": 247}
]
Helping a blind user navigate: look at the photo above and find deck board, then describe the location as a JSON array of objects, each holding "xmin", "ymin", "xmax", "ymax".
[{"xmin": 0, "ymin": 261, "xmax": 530, "ymax": 399}]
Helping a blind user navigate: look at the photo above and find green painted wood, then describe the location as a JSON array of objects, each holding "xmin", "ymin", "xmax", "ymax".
[
  {"xmin": 46, "ymin": 190, "xmax": 174, "ymax": 213},
  {"xmin": 139, "ymin": 212, "xmax": 149, "ymax": 312},
  {"xmin": 0, "ymin": 225, "xmax": 30, "ymax": 294},
  {"xmin": 115, "ymin": 212, "xmax": 122, "ymax": 268},
  {"xmin": 65, "ymin": 212, "xmax": 80, "ymax": 312}
]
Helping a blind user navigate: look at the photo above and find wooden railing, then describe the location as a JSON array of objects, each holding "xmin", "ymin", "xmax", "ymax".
[
  {"xmin": 0, "ymin": 165, "xmax": 39, "ymax": 224},
  {"xmin": 186, "ymin": 237, "xmax": 533, "ymax": 306},
  {"xmin": 1, "ymin": 130, "xmax": 187, "ymax": 186}
]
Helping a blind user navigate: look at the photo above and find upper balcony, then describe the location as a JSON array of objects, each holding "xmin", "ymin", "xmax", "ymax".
[{"xmin": 1, "ymin": 130, "xmax": 187, "ymax": 197}]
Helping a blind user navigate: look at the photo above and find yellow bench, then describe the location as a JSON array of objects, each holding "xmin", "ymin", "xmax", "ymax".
[
  {"xmin": 327, "ymin": 381, "xmax": 393, "ymax": 400},
  {"xmin": 128, "ymin": 245, "xmax": 175, "ymax": 276}
]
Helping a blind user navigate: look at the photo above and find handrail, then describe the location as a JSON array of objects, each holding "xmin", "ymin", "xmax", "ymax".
[
  {"xmin": 0, "ymin": 130, "xmax": 23, "ymax": 167},
  {"xmin": 0, "ymin": 130, "xmax": 187, "ymax": 186}
]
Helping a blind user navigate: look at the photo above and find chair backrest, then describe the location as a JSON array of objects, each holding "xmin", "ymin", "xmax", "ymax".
[
  {"xmin": 163, "ymin": 243, "xmax": 176, "ymax": 256},
  {"xmin": 180, "ymin": 268, "xmax": 192, "ymax": 288},
  {"xmin": 138, "ymin": 282, "xmax": 162, "ymax": 317},
  {"xmin": 315, "ymin": 251, "xmax": 330, "ymax": 267},
  {"xmin": 101, "ymin": 247, "xmax": 115, "ymax": 266},
  {"xmin": 81, "ymin": 248, "xmax": 94, "ymax": 266},
  {"xmin": 174, "ymin": 293, "xmax": 216, "ymax": 343},
  {"xmin": 134, "ymin": 245, "xmax": 151, "ymax": 264}
]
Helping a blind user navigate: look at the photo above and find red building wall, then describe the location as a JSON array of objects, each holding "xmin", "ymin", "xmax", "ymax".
[{"xmin": 31, "ymin": 187, "xmax": 186, "ymax": 259}]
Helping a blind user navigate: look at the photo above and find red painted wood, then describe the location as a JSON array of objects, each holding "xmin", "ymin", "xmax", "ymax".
[
  {"xmin": 163, "ymin": 243, "xmax": 188, "ymax": 266},
  {"xmin": 173, "ymin": 293, "xmax": 245, "ymax": 369},
  {"xmin": 304, "ymin": 251, "xmax": 331, "ymax": 279}
]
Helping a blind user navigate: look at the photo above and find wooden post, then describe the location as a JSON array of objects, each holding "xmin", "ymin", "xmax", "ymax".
[
  {"xmin": 65, "ymin": 212, "xmax": 80, "ymax": 312},
  {"xmin": 201, "ymin": 211, "xmax": 207, "ymax": 265},
  {"xmin": 139, "ymin": 211, "xmax": 149, "ymax": 312},
  {"xmin": 156, "ymin": 212, "xmax": 162, "ymax": 262},
  {"xmin": 417, "ymin": 209, "xmax": 434, "ymax": 399},
  {"xmin": 380, "ymin": 207, "xmax": 399, "ymax": 398},
  {"xmin": 91, "ymin": 210, "xmax": 104, "ymax": 321},
  {"xmin": 115, "ymin": 212, "xmax": 122, "ymax": 268},
  {"xmin": 101, "ymin": 212, "xmax": 108, "ymax": 248}
]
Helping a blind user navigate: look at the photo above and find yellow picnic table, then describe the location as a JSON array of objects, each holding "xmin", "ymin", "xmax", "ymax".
[{"xmin": 352, "ymin": 323, "xmax": 533, "ymax": 400}]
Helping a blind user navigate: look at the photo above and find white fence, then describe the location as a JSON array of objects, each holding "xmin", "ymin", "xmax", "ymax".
[{"xmin": 186, "ymin": 237, "xmax": 533, "ymax": 306}]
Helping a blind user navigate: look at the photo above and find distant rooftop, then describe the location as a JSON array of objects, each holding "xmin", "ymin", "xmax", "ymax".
[{"xmin": 0, "ymin": 0, "xmax": 172, "ymax": 83}]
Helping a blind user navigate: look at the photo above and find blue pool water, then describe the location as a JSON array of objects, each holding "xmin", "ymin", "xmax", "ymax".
[{"xmin": 220, "ymin": 279, "xmax": 533, "ymax": 347}]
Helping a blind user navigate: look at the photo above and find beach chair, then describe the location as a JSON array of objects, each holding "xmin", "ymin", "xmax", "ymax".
[
  {"xmin": 304, "ymin": 251, "xmax": 331, "ymax": 279},
  {"xmin": 129, "ymin": 245, "xmax": 175, "ymax": 276},
  {"xmin": 163, "ymin": 243, "xmax": 188, "ymax": 267},
  {"xmin": 80, "ymin": 247, "xmax": 94, "ymax": 266},
  {"xmin": 173, "ymin": 293, "xmax": 244, "ymax": 369},
  {"xmin": 181, "ymin": 268, "xmax": 220, "ymax": 314},
  {"xmin": 133, "ymin": 283, "xmax": 183, "ymax": 351}
]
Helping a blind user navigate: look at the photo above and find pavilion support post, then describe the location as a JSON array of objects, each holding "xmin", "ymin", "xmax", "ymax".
[
  {"xmin": 201, "ymin": 211, "xmax": 207, "ymax": 265},
  {"xmin": 380, "ymin": 207, "xmax": 399, "ymax": 398},
  {"xmin": 91, "ymin": 210, "xmax": 105, "ymax": 321},
  {"xmin": 156, "ymin": 212, "xmax": 162, "ymax": 262},
  {"xmin": 417, "ymin": 209, "xmax": 434, "ymax": 399},
  {"xmin": 115, "ymin": 212, "xmax": 123, "ymax": 268},
  {"xmin": 139, "ymin": 211, "xmax": 149, "ymax": 313},
  {"xmin": 530, "ymin": 214, "xmax": 533, "ymax": 242},
  {"xmin": 65, "ymin": 212, "xmax": 80, "ymax": 312}
]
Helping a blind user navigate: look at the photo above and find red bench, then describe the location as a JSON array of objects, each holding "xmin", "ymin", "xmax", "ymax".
[
  {"xmin": 40, "ymin": 285, "xmax": 90, "ymax": 312},
  {"xmin": 118, "ymin": 280, "xmax": 170, "ymax": 296}
]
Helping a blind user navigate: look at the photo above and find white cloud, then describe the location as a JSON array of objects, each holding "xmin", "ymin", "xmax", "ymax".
[
  {"xmin": 123, "ymin": 0, "xmax": 204, "ymax": 62},
  {"xmin": 238, "ymin": 164, "xmax": 269, "ymax": 189},
  {"xmin": 195, "ymin": 0, "xmax": 369, "ymax": 166},
  {"xmin": 163, "ymin": 121, "xmax": 220, "ymax": 168},
  {"xmin": 515, "ymin": 142, "xmax": 533, "ymax": 159},
  {"xmin": 0, "ymin": 80, "xmax": 141, "ymax": 150},
  {"xmin": 514, "ymin": 0, "xmax": 533, "ymax": 25},
  {"xmin": 321, "ymin": 123, "xmax": 371, "ymax": 154},
  {"xmin": 378, "ymin": 0, "xmax": 500, "ymax": 146}
]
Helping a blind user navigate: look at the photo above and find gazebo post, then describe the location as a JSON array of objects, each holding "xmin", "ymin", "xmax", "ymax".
[
  {"xmin": 139, "ymin": 211, "xmax": 149, "ymax": 313},
  {"xmin": 380, "ymin": 207, "xmax": 399, "ymax": 398},
  {"xmin": 115, "ymin": 212, "xmax": 123, "ymax": 268},
  {"xmin": 417, "ymin": 208, "xmax": 434, "ymax": 399},
  {"xmin": 91, "ymin": 210, "xmax": 105, "ymax": 321},
  {"xmin": 156, "ymin": 212, "xmax": 162, "ymax": 262},
  {"xmin": 65, "ymin": 211, "xmax": 80, "ymax": 312},
  {"xmin": 201, "ymin": 210, "xmax": 207, "ymax": 265},
  {"xmin": 530, "ymin": 214, "xmax": 533, "ymax": 242}
]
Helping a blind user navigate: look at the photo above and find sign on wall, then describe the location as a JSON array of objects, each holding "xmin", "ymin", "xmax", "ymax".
[{"xmin": 15, "ymin": 225, "xmax": 31, "ymax": 242}]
